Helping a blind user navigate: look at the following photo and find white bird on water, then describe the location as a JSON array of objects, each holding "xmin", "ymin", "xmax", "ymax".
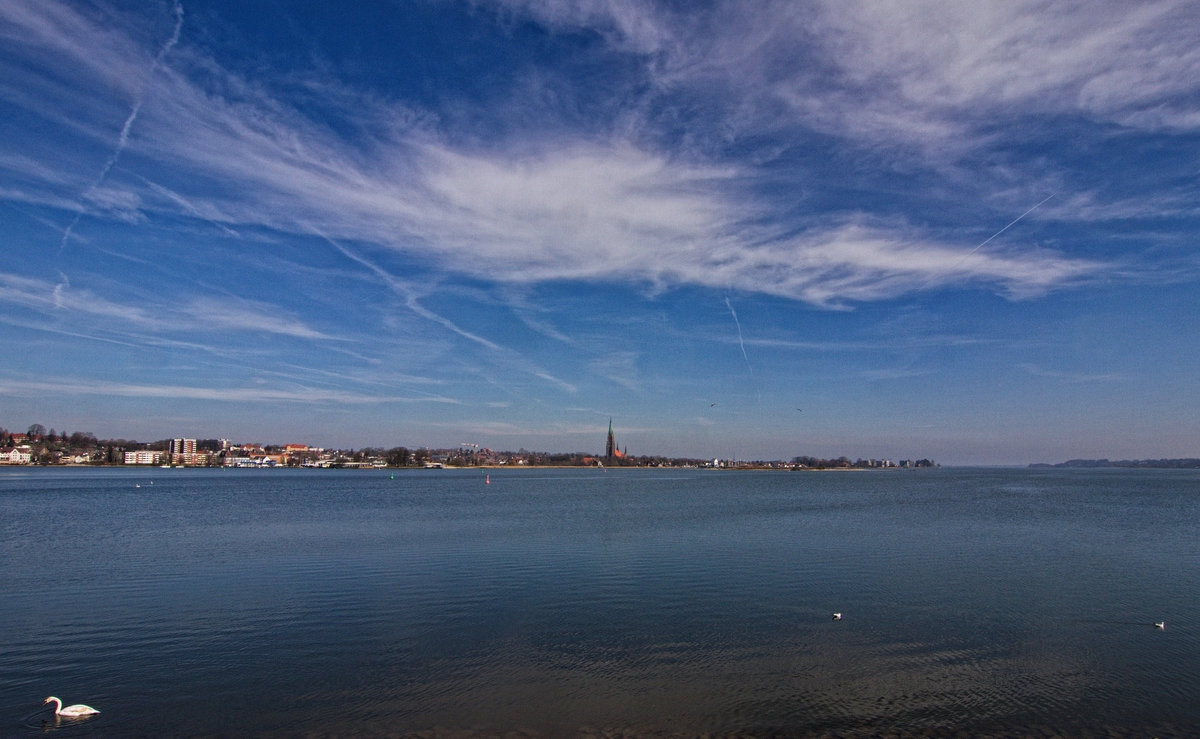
[
  {"xmin": 44, "ymin": 697, "xmax": 99, "ymax": 717},
  {"xmin": 832, "ymin": 612, "xmax": 842, "ymax": 621},
  {"xmin": 1156, "ymin": 622, "xmax": 1165, "ymax": 630}
]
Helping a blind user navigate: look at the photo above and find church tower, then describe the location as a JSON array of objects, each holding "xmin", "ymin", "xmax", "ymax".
[{"xmin": 605, "ymin": 418, "xmax": 625, "ymax": 461}]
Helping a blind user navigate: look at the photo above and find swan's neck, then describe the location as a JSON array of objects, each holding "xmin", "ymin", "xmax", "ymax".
[{"xmin": 48, "ymin": 698, "xmax": 63, "ymax": 714}]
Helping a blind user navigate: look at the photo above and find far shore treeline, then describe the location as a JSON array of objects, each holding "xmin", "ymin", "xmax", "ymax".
[
  {"xmin": 1029, "ymin": 458, "xmax": 1200, "ymax": 469},
  {"xmin": 0, "ymin": 424, "xmax": 937, "ymax": 470}
]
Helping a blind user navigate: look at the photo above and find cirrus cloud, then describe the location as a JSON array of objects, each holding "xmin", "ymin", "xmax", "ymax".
[{"xmin": 0, "ymin": 0, "xmax": 1125, "ymax": 311}]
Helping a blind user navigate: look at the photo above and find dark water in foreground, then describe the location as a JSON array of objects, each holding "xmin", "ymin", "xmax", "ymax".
[{"xmin": 1, "ymin": 468, "xmax": 1198, "ymax": 739}]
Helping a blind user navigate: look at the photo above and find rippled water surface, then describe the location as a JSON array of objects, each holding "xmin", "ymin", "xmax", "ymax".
[{"xmin": 2, "ymin": 467, "xmax": 1198, "ymax": 739}]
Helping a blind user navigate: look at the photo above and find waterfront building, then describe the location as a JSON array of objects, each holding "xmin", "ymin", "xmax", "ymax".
[
  {"xmin": 124, "ymin": 450, "xmax": 162, "ymax": 465},
  {"xmin": 0, "ymin": 446, "xmax": 33, "ymax": 464},
  {"xmin": 169, "ymin": 438, "xmax": 197, "ymax": 456}
]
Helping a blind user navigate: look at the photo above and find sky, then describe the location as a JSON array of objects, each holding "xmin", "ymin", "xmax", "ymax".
[{"xmin": 1, "ymin": 0, "xmax": 1198, "ymax": 464}]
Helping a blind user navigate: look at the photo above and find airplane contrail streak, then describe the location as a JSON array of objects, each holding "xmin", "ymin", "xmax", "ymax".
[
  {"xmin": 963, "ymin": 192, "xmax": 1057, "ymax": 260},
  {"xmin": 920, "ymin": 192, "xmax": 1058, "ymax": 290},
  {"xmin": 58, "ymin": 2, "xmax": 184, "ymax": 254},
  {"xmin": 725, "ymin": 298, "xmax": 752, "ymax": 373}
]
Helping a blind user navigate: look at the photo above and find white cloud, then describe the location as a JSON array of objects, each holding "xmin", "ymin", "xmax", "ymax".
[
  {"xmin": 496, "ymin": 0, "xmax": 1200, "ymax": 141},
  {"xmin": 0, "ymin": 272, "xmax": 334, "ymax": 340},
  {"xmin": 0, "ymin": 272, "xmax": 157, "ymax": 324},
  {"xmin": 182, "ymin": 297, "xmax": 333, "ymax": 340},
  {"xmin": 0, "ymin": 1, "xmax": 149, "ymax": 94},
  {"xmin": 806, "ymin": 0, "xmax": 1200, "ymax": 133},
  {"xmin": 1018, "ymin": 363, "xmax": 1123, "ymax": 382},
  {"xmin": 495, "ymin": 0, "xmax": 676, "ymax": 55},
  {"xmin": 744, "ymin": 335, "xmax": 996, "ymax": 351},
  {"xmin": 859, "ymin": 367, "xmax": 934, "ymax": 381},
  {"xmin": 1, "ymin": 0, "xmax": 1120, "ymax": 310},
  {"xmin": 82, "ymin": 185, "xmax": 145, "ymax": 222},
  {"xmin": 140, "ymin": 119, "xmax": 1099, "ymax": 304},
  {"xmin": 0, "ymin": 378, "xmax": 459, "ymax": 404},
  {"xmin": 591, "ymin": 351, "xmax": 641, "ymax": 390}
]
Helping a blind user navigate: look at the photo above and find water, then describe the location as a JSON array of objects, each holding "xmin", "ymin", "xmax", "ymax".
[{"xmin": 1, "ymin": 467, "xmax": 1198, "ymax": 739}]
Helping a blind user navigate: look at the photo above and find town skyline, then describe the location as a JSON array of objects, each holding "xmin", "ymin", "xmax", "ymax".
[
  {"xmin": 2, "ymin": 1, "xmax": 1198, "ymax": 465},
  {"xmin": 1, "ymin": 422, "xmax": 937, "ymax": 469}
]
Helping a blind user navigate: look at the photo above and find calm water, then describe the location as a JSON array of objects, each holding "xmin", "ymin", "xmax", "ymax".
[{"xmin": 2, "ymin": 467, "xmax": 1198, "ymax": 739}]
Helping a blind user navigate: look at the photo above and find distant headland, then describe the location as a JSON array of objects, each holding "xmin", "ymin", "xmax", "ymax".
[{"xmin": 1029, "ymin": 458, "xmax": 1200, "ymax": 469}]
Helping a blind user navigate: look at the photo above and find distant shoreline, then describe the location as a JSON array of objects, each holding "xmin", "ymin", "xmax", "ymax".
[
  {"xmin": 1029, "ymin": 458, "xmax": 1200, "ymax": 469},
  {"xmin": 9, "ymin": 464, "xmax": 1198, "ymax": 473},
  {"xmin": 4, "ymin": 463, "xmax": 899, "ymax": 471}
]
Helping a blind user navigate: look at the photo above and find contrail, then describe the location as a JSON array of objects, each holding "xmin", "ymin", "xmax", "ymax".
[
  {"xmin": 319, "ymin": 233, "xmax": 579, "ymax": 394},
  {"xmin": 725, "ymin": 298, "xmax": 752, "ymax": 373},
  {"xmin": 317, "ymin": 235, "xmax": 500, "ymax": 350},
  {"xmin": 58, "ymin": 2, "xmax": 184, "ymax": 254},
  {"xmin": 963, "ymin": 192, "xmax": 1057, "ymax": 260},
  {"xmin": 922, "ymin": 192, "xmax": 1057, "ymax": 290},
  {"xmin": 134, "ymin": 173, "xmax": 240, "ymax": 237}
]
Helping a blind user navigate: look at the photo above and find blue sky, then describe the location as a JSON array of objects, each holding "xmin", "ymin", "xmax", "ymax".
[{"xmin": 1, "ymin": 0, "xmax": 1198, "ymax": 463}]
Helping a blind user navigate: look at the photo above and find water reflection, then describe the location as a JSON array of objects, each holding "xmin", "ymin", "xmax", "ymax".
[{"xmin": 19, "ymin": 709, "xmax": 99, "ymax": 733}]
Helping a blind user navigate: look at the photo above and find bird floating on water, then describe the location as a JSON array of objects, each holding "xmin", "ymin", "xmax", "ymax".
[
  {"xmin": 485, "ymin": 474, "xmax": 491, "ymax": 485},
  {"xmin": 1155, "ymin": 621, "xmax": 1165, "ymax": 630},
  {"xmin": 44, "ymin": 697, "xmax": 99, "ymax": 717},
  {"xmin": 832, "ymin": 612, "xmax": 842, "ymax": 621}
]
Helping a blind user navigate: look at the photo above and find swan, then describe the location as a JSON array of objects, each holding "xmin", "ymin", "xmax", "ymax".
[
  {"xmin": 832, "ymin": 612, "xmax": 842, "ymax": 621},
  {"xmin": 44, "ymin": 697, "xmax": 99, "ymax": 717},
  {"xmin": 1155, "ymin": 622, "xmax": 1165, "ymax": 630}
]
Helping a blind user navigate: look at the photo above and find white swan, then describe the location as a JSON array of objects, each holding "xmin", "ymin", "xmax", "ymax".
[
  {"xmin": 44, "ymin": 697, "xmax": 99, "ymax": 717},
  {"xmin": 832, "ymin": 612, "xmax": 842, "ymax": 620},
  {"xmin": 1155, "ymin": 622, "xmax": 1165, "ymax": 630}
]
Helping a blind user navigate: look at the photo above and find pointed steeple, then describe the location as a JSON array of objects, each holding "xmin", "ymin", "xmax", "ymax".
[{"xmin": 606, "ymin": 417, "xmax": 615, "ymax": 460}]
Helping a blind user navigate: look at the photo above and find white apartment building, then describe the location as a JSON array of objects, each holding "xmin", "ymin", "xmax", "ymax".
[{"xmin": 124, "ymin": 450, "xmax": 162, "ymax": 465}]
